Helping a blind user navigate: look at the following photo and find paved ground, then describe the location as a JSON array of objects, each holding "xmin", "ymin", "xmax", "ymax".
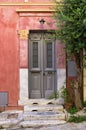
[
  {"xmin": 1, "ymin": 107, "xmax": 86, "ymax": 130},
  {"xmin": 6, "ymin": 122, "xmax": 86, "ymax": 130}
]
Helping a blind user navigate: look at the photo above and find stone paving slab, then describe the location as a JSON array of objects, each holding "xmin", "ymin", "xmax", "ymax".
[
  {"xmin": 6, "ymin": 122, "xmax": 86, "ymax": 130},
  {"xmin": 0, "ymin": 119, "xmax": 22, "ymax": 128},
  {"xmin": 19, "ymin": 120, "xmax": 66, "ymax": 128},
  {"xmin": 0, "ymin": 110, "xmax": 23, "ymax": 128},
  {"xmin": 35, "ymin": 122, "xmax": 86, "ymax": 130}
]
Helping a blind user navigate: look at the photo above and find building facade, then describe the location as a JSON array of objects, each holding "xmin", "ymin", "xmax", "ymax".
[{"xmin": 0, "ymin": 0, "xmax": 85, "ymax": 107}]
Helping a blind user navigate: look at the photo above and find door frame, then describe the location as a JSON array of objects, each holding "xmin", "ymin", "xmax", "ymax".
[{"xmin": 28, "ymin": 30, "xmax": 57, "ymax": 99}]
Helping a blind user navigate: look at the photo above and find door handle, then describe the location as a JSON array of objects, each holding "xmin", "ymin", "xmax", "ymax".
[
  {"xmin": 43, "ymin": 72, "xmax": 47, "ymax": 76},
  {"xmin": 43, "ymin": 72, "xmax": 45, "ymax": 76}
]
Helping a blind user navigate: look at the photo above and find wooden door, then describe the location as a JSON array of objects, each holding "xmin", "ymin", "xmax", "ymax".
[{"xmin": 29, "ymin": 33, "xmax": 56, "ymax": 98}]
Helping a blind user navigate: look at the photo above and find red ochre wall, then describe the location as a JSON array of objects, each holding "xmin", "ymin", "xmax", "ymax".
[
  {"xmin": 0, "ymin": 7, "xmax": 19, "ymax": 106},
  {"xmin": 0, "ymin": 1, "xmax": 66, "ymax": 106}
]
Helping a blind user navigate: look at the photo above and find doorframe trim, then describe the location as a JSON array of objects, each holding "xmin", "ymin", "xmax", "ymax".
[{"xmin": 28, "ymin": 30, "xmax": 57, "ymax": 99}]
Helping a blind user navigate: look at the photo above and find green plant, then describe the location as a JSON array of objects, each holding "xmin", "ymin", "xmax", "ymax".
[
  {"xmin": 84, "ymin": 108, "xmax": 86, "ymax": 113},
  {"xmin": 0, "ymin": 126, "xmax": 4, "ymax": 129},
  {"xmin": 68, "ymin": 106, "xmax": 78, "ymax": 114},
  {"xmin": 61, "ymin": 87, "xmax": 68, "ymax": 98},
  {"xmin": 60, "ymin": 87, "xmax": 69, "ymax": 102},
  {"xmin": 82, "ymin": 101, "xmax": 86, "ymax": 108},
  {"xmin": 68, "ymin": 115, "xmax": 86, "ymax": 123},
  {"xmin": 49, "ymin": 87, "xmax": 70, "ymax": 101},
  {"xmin": 49, "ymin": 91, "xmax": 59, "ymax": 99},
  {"xmin": 54, "ymin": 0, "xmax": 86, "ymax": 110}
]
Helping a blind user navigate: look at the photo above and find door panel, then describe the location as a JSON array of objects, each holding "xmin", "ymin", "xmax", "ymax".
[
  {"xmin": 29, "ymin": 33, "xmax": 56, "ymax": 99},
  {"xmin": 43, "ymin": 35, "xmax": 55, "ymax": 98},
  {"xmin": 29, "ymin": 34, "xmax": 42, "ymax": 98},
  {"xmin": 44, "ymin": 72, "xmax": 55, "ymax": 98},
  {"xmin": 29, "ymin": 72, "xmax": 42, "ymax": 98}
]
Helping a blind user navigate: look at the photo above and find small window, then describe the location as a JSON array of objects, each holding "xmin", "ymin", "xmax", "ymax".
[
  {"xmin": 46, "ymin": 42, "xmax": 52, "ymax": 68},
  {"xmin": 33, "ymin": 42, "xmax": 38, "ymax": 68}
]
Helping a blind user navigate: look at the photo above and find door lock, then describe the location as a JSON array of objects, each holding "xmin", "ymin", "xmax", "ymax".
[
  {"xmin": 43, "ymin": 72, "xmax": 45, "ymax": 76},
  {"xmin": 43, "ymin": 72, "xmax": 47, "ymax": 76}
]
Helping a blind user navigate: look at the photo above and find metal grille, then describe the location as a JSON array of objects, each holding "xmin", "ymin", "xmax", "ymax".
[
  {"xmin": 47, "ymin": 42, "xmax": 52, "ymax": 68},
  {"xmin": 33, "ymin": 42, "xmax": 38, "ymax": 68},
  {"xmin": 0, "ymin": 92, "xmax": 8, "ymax": 106}
]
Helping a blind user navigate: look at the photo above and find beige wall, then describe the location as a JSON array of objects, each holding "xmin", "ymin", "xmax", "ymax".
[{"xmin": 83, "ymin": 69, "xmax": 86, "ymax": 101}]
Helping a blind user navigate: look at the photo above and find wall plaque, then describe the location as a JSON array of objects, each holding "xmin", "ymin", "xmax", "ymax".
[
  {"xmin": 67, "ymin": 60, "xmax": 77, "ymax": 77},
  {"xmin": 18, "ymin": 30, "xmax": 29, "ymax": 39}
]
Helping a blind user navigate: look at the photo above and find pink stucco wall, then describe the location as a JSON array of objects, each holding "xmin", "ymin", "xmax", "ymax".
[
  {"xmin": 0, "ymin": 1, "xmax": 66, "ymax": 106},
  {"xmin": 0, "ymin": 7, "xmax": 19, "ymax": 106}
]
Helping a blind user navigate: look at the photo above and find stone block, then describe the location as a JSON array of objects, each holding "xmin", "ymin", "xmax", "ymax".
[
  {"xmin": 83, "ymin": 69, "xmax": 86, "ymax": 76},
  {"xmin": 83, "ymin": 77, "xmax": 86, "ymax": 85},
  {"xmin": 19, "ymin": 120, "xmax": 66, "ymax": 128},
  {"xmin": 83, "ymin": 87, "xmax": 86, "ymax": 101}
]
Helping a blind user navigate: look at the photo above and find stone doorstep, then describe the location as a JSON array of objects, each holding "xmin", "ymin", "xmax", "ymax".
[
  {"xmin": 23, "ymin": 112, "xmax": 66, "ymax": 121},
  {"xmin": 19, "ymin": 120, "xmax": 66, "ymax": 128},
  {"xmin": 0, "ymin": 112, "xmax": 23, "ymax": 128},
  {"xmin": 24, "ymin": 104, "xmax": 64, "ymax": 112},
  {"xmin": 0, "ymin": 119, "xmax": 19, "ymax": 128},
  {"xmin": 19, "ymin": 99, "xmax": 62, "ymax": 106},
  {"xmin": 0, "ymin": 113, "xmax": 8, "ymax": 121},
  {"xmin": 0, "ymin": 101, "xmax": 67, "ymax": 129},
  {"xmin": 0, "ymin": 111, "xmax": 23, "ymax": 121},
  {"xmin": 0, "ymin": 110, "xmax": 66, "ymax": 129}
]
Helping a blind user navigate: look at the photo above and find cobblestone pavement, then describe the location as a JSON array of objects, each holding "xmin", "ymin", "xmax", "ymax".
[{"xmin": 6, "ymin": 122, "xmax": 86, "ymax": 130}]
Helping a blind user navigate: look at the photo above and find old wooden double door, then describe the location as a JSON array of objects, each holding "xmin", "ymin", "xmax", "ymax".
[{"xmin": 29, "ymin": 32, "xmax": 56, "ymax": 98}]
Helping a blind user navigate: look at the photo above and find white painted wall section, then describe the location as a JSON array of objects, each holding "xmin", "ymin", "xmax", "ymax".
[
  {"xmin": 19, "ymin": 69, "xmax": 28, "ymax": 101},
  {"xmin": 57, "ymin": 69, "xmax": 66, "ymax": 90}
]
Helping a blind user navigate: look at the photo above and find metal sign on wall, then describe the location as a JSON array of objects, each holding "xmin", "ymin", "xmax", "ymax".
[{"xmin": 67, "ymin": 60, "xmax": 77, "ymax": 77}]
